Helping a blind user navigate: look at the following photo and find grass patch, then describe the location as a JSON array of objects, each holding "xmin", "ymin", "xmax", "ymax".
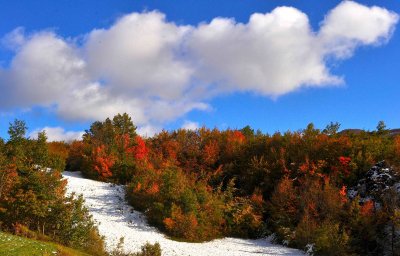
[{"xmin": 0, "ymin": 231, "xmax": 90, "ymax": 256}]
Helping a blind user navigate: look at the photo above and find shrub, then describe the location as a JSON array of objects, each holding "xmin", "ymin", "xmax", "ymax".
[{"xmin": 134, "ymin": 242, "xmax": 162, "ymax": 256}]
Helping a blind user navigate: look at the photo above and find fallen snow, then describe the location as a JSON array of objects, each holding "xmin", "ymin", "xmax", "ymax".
[{"xmin": 63, "ymin": 171, "xmax": 304, "ymax": 256}]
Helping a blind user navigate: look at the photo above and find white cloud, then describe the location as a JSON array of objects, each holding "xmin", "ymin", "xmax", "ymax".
[
  {"xmin": 0, "ymin": 1, "xmax": 398, "ymax": 131},
  {"xmin": 187, "ymin": 7, "xmax": 333, "ymax": 96},
  {"xmin": 85, "ymin": 12, "xmax": 193, "ymax": 100},
  {"xmin": 319, "ymin": 1, "xmax": 399, "ymax": 58},
  {"xmin": 137, "ymin": 125, "xmax": 160, "ymax": 138},
  {"xmin": 0, "ymin": 31, "xmax": 86, "ymax": 108},
  {"xmin": 1, "ymin": 27, "xmax": 26, "ymax": 50},
  {"xmin": 29, "ymin": 127, "xmax": 84, "ymax": 142},
  {"xmin": 181, "ymin": 120, "xmax": 199, "ymax": 131},
  {"xmin": 187, "ymin": 2, "xmax": 398, "ymax": 96}
]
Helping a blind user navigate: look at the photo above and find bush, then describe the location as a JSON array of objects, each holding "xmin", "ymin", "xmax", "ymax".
[
  {"xmin": 134, "ymin": 242, "xmax": 162, "ymax": 256},
  {"xmin": 313, "ymin": 222, "xmax": 349, "ymax": 256},
  {"xmin": 110, "ymin": 239, "xmax": 162, "ymax": 256}
]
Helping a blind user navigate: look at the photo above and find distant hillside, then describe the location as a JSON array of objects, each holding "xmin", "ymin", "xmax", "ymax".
[
  {"xmin": 339, "ymin": 128, "xmax": 400, "ymax": 136},
  {"xmin": 390, "ymin": 129, "xmax": 400, "ymax": 136}
]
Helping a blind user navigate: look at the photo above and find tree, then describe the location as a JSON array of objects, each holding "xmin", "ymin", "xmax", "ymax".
[
  {"xmin": 7, "ymin": 119, "xmax": 28, "ymax": 168},
  {"xmin": 8, "ymin": 119, "xmax": 27, "ymax": 143},
  {"xmin": 92, "ymin": 145, "xmax": 115, "ymax": 179},
  {"xmin": 33, "ymin": 131, "xmax": 49, "ymax": 167},
  {"xmin": 112, "ymin": 113, "xmax": 137, "ymax": 139},
  {"xmin": 323, "ymin": 122, "xmax": 341, "ymax": 136},
  {"xmin": 241, "ymin": 125, "xmax": 255, "ymax": 138},
  {"xmin": 381, "ymin": 188, "xmax": 400, "ymax": 256},
  {"xmin": 303, "ymin": 123, "xmax": 320, "ymax": 137},
  {"xmin": 377, "ymin": 121, "xmax": 387, "ymax": 134}
]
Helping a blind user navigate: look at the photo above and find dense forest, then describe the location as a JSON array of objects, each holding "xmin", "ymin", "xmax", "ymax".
[{"xmin": 1, "ymin": 114, "xmax": 400, "ymax": 255}]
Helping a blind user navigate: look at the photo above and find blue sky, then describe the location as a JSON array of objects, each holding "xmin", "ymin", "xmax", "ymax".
[{"xmin": 0, "ymin": 0, "xmax": 399, "ymax": 140}]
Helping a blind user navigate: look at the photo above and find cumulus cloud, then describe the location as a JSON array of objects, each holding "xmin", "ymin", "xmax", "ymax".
[
  {"xmin": 0, "ymin": 1, "xmax": 398, "ymax": 130},
  {"xmin": 319, "ymin": 1, "xmax": 399, "ymax": 58},
  {"xmin": 0, "ymin": 32, "xmax": 86, "ymax": 108},
  {"xmin": 187, "ymin": 2, "xmax": 398, "ymax": 96},
  {"xmin": 85, "ymin": 12, "xmax": 193, "ymax": 100},
  {"xmin": 187, "ymin": 7, "xmax": 336, "ymax": 96},
  {"xmin": 29, "ymin": 127, "xmax": 84, "ymax": 142}
]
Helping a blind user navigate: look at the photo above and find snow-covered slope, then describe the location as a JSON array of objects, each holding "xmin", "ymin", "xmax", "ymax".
[{"xmin": 63, "ymin": 171, "xmax": 304, "ymax": 256}]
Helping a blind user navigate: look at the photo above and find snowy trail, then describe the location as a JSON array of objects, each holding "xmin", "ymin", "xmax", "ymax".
[{"xmin": 63, "ymin": 171, "xmax": 304, "ymax": 256}]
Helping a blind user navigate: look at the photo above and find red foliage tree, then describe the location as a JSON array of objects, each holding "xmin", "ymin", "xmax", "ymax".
[
  {"xmin": 133, "ymin": 136, "xmax": 148, "ymax": 160},
  {"xmin": 92, "ymin": 145, "xmax": 115, "ymax": 179},
  {"xmin": 202, "ymin": 140, "xmax": 219, "ymax": 165}
]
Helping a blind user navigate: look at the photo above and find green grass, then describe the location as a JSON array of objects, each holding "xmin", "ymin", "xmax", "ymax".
[{"xmin": 0, "ymin": 231, "xmax": 90, "ymax": 256}]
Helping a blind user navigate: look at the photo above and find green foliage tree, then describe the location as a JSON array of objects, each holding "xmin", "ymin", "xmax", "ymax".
[
  {"xmin": 377, "ymin": 120, "xmax": 388, "ymax": 135},
  {"xmin": 8, "ymin": 119, "xmax": 27, "ymax": 143},
  {"xmin": 323, "ymin": 122, "xmax": 341, "ymax": 136},
  {"xmin": 33, "ymin": 131, "xmax": 49, "ymax": 167},
  {"xmin": 7, "ymin": 119, "xmax": 28, "ymax": 168},
  {"xmin": 240, "ymin": 125, "xmax": 255, "ymax": 138}
]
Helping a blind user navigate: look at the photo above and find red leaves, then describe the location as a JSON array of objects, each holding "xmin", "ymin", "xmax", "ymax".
[
  {"xmin": 338, "ymin": 156, "xmax": 352, "ymax": 177},
  {"xmin": 115, "ymin": 134, "xmax": 148, "ymax": 161},
  {"xmin": 134, "ymin": 136, "xmax": 148, "ymax": 160},
  {"xmin": 147, "ymin": 183, "xmax": 160, "ymax": 195},
  {"xmin": 92, "ymin": 145, "xmax": 115, "ymax": 178},
  {"xmin": 339, "ymin": 185, "xmax": 348, "ymax": 203},
  {"xmin": 134, "ymin": 182, "xmax": 142, "ymax": 192},
  {"xmin": 272, "ymin": 176, "xmax": 298, "ymax": 216},
  {"xmin": 203, "ymin": 140, "xmax": 219, "ymax": 165},
  {"xmin": 299, "ymin": 162, "xmax": 307, "ymax": 173},
  {"xmin": 223, "ymin": 130, "xmax": 246, "ymax": 157},
  {"xmin": 298, "ymin": 159, "xmax": 319, "ymax": 176},
  {"xmin": 250, "ymin": 192, "xmax": 263, "ymax": 206},
  {"xmin": 361, "ymin": 200, "xmax": 374, "ymax": 217},
  {"xmin": 339, "ymin": 185, "xmax": 347, "ymax": 197},
  {"xmin": 163, "ymin": 217, "xmax": 174, "ymax": 230},
  {"xmin": 339, "ymin": 156, "xmax": 351, "ymax": 166},
  {"xmin": 227, "ymin": 130, "xmax": 245, "ymax": 144}
]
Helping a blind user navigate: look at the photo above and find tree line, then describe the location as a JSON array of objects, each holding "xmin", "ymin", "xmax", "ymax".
[
  {"xmin": 2, "ymin": 114, "xmax": 399, "ymax": 255},
  {"xmin": 66, "ymin": 114, "xmax": 400, "ymax": 255}
]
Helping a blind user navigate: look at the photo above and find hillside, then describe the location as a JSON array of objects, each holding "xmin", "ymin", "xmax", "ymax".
[
  {"xmin": 339, "ymin": 128, "xmax": 400, "ymax": 137},
  {"xmin": 63, "ymin": 171, "xmax": 304, "ymax": 256},
  {"xmin": 0, "ymin": 231, "xmax": 90, "ymax": 256}
]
